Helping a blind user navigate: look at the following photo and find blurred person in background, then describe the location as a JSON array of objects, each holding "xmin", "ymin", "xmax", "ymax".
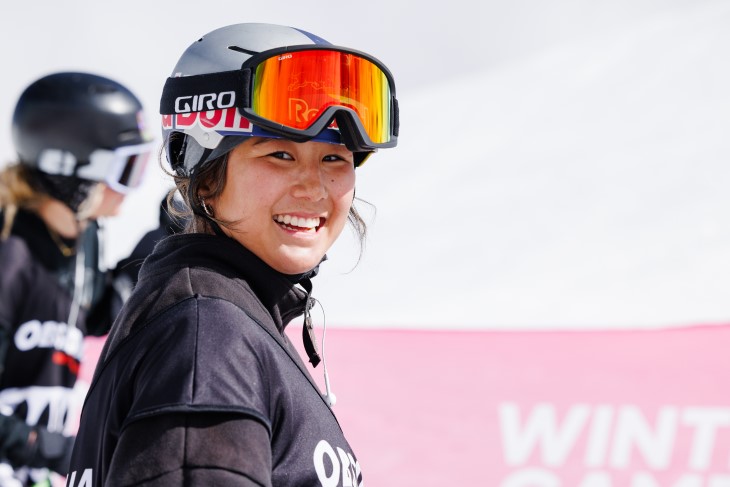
[
  {"xmin": 114, "ymin": 193, "xmax": 188, "ymax": 289},
  {"xmin": 0, "ymin": 72, "xmax": 153, "ymax": 486}
]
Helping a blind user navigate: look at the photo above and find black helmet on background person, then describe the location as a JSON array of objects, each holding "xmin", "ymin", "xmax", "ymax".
[
  {"xmin": 11, "ymin": 72, "xmax": 153, "ymax": 212},
  {"xmin": 160, "ymin": 23, "xmax": 399, "ymax": 176}
]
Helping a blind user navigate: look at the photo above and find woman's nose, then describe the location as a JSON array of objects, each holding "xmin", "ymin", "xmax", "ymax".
[{"xmin": 292, "ymin": 163, "xmax": 327, "ymax": 201}]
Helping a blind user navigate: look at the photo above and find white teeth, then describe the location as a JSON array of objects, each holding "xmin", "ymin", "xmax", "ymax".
[{"xmin": 274, "ymin": 214, "xmax": 321, "ymax": 229}]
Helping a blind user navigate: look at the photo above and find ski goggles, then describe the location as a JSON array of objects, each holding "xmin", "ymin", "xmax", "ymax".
[
  {"xmin": 73, "ymin": 141, "xmax": 154, "ymax": 193},
  {"xmin": 160, "ymin": 45, "xmax": 399, "ymax": 152}
]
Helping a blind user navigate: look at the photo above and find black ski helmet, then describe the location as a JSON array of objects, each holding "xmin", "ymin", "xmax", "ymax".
[
  {"xmin": 11, "ymin": 72, "xmax": 152, "ymax": 210},
  {"xmin": 160, "ymin": 23, "xmax": 398, "ymax": 176}
]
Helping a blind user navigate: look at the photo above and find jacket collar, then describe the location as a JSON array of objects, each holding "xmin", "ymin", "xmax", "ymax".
[{"xmin": 140, "ymin": 233, "xmax": 319, "ymax": 334}]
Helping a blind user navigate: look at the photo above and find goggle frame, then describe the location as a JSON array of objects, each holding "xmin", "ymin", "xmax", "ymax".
[
  {"xmin": 238, "ymin": 44, "xmax": 399, "ymax": 152},
  {"xmin": 161, "ymin": 44, "xmax": 399, "ymax": 155}
]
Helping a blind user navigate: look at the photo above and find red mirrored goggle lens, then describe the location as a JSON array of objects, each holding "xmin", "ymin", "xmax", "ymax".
[{"xmin": 251, "ymin": 50, "xmax": 393, "ymax": 145}]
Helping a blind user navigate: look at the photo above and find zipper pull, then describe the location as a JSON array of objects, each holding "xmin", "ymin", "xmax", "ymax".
[{"xmin": 302, "ymin": 297, "xmax": 322, "ymax": 367}]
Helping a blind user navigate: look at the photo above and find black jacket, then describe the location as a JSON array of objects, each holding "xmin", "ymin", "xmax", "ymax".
[
  {"xmin": 0, "ymin": 210, "xmax": 112, "ymax": 483},
  {"xmin": 68, "ymin": 234, "xmax": 362, "ymax": 486}
]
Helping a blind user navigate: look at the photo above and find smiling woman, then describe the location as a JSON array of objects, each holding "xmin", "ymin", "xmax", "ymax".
[
  {"xmin": 66, "ymin": 22, "xmax": 399, "ymax": 487},
  {"xmin": 209, "ymin": 137, "xmax": 356, "ymax": 275}
]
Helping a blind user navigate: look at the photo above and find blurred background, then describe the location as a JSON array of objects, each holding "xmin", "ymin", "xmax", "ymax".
[
  {"xmin": 2, "ymin": 0, "xmax": 729, "ymax": 330},
  {"xmin": 3, "ymin": 0, "xmax": 730, "ymax": 484}
]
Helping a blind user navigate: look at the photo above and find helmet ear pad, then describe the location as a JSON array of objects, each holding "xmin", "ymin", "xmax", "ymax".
[{"xmin": 167, "ymin": 132, "xmax": 248, "ymax": 176}]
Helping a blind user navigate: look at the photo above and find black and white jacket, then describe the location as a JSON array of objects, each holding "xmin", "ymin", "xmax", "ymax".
[
  {"xmin": 0, "ymin": 210, "xmax": 113, "ymax": 484},
  {"xmin": 68, "ymin": 233, "xmax": 362, "ymax": 487}
]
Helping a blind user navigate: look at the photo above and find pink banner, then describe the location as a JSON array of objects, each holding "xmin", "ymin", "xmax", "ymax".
[{"xmin": 80, "ymin": 324, "xmax": 730, "ymax": 486}]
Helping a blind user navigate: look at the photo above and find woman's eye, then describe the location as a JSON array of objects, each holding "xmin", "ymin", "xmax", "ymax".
[
  {"xmin": 269, "ymin": 151, "xmax": 293, "ymax": 160},
  {"xmin": 323, "ymin": 154, "xmax": 352, "ymax": 164}
]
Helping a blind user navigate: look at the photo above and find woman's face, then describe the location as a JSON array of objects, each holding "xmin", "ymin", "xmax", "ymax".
[{"xmin": 211, "ymin": 137, "xmax": 356, "ymax": 275}]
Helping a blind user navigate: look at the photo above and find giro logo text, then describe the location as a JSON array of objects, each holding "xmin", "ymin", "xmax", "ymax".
[{"xmin": 174, "ymin": 91, "xmax": 235, "ymax": 113}]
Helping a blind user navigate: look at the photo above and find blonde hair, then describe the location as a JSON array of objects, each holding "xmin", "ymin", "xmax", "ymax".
[{"xmin": 0, "ymin": 163, "xmax": 48, "ymax": 240}]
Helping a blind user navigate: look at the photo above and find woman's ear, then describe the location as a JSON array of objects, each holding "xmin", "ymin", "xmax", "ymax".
[{"xmin": 196, "ymin": 179, "xmax": 212, "ymax": 200}]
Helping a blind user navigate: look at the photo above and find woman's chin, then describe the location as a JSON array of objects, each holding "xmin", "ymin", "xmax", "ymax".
[{"xmin": 265, "ymin": 251, "xmax": 325, "ymax": 276}]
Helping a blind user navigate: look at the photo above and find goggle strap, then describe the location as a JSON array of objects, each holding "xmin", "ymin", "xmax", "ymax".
[
  {"xmin": 241, "ymin": 68, "xmax": 252, "ymax": 109},
  {"xmin": 159, "ymin": 70, "xmax": 247, "ymax": 115},
  {"xmin": 393, "ymin": 98, "xmax": 400, "ymax": 137}
]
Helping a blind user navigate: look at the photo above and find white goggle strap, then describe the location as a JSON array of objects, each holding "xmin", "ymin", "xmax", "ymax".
[{"xmin": 78, "ymin": 142, "xmax": 156, "ymax": 193}]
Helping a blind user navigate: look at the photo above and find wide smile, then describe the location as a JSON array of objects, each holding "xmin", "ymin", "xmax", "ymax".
[{"xmin": 273, "ymin": 214, "xmax": 325, "ymax": 233}]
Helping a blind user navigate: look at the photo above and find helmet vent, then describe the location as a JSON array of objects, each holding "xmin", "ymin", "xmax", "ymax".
[{"xmin": 228, "ymin": 45, "xmax": 258, "ymax": 56}]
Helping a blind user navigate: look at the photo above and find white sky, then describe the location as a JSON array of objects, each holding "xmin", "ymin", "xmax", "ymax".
[{"xmin": 2, "ymin": 0, "xmax": 729, "ymax": 330}]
